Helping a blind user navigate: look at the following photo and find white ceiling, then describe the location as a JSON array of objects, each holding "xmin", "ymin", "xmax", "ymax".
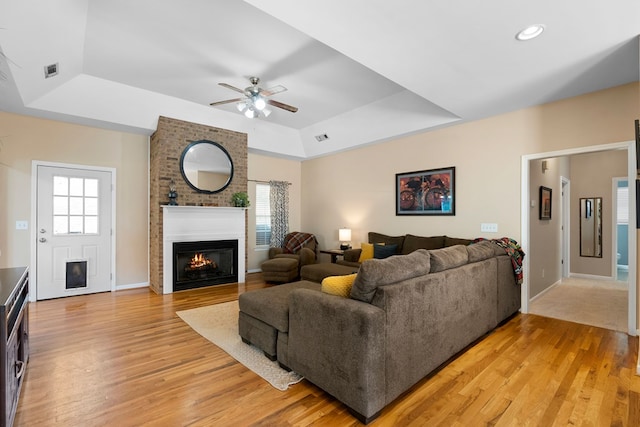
[{"xmin": 0, "ymin": 0, "xmax": 638, "ymax": 159}]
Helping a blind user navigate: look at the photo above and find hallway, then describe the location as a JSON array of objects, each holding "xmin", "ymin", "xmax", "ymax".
[{"xmin": 529, "ymin": 277, "xmax": 628, "ymax": 333}]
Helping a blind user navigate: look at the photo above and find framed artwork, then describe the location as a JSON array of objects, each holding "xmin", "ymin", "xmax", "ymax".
[
  {"xmin": 396, "ymin": 167, "xmax": 455, "ymax": 215},
  {"xmin": 539, "ymin": 186, "xmax": 552, "ymax": 220}
]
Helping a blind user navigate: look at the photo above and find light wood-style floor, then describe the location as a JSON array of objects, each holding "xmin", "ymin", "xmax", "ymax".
[{"xmin": 15, "ymin": 273, "xmax": 640, "ymax": 426}]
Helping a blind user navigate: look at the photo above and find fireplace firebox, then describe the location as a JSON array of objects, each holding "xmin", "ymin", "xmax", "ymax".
[{"xmin": 173, "ymin": 240, "xmax": 238, "ymax": 291}]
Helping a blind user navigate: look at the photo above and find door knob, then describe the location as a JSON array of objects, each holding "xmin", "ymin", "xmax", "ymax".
[
  {"xmin": 39, "ymin": 229, "xmax": 46, "ymax": 233},
  {"xmin": 39, "ymin": 237, "xmax": 47, "ymax": 243}
]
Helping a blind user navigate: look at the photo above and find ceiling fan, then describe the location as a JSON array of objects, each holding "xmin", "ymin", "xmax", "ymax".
[{"xmin": 209, "ymin": 76, "xmax": 298, "ymax": 118}]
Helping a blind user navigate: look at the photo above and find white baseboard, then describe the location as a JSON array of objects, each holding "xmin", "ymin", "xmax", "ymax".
[
  {"xmin": 529, "ymin": 279, "xmax": 562, "ymax": 303},
  {"xmin": 116, "ymin": 282, "xmax": 148, "ymax": 291},
  {"xmin": 569, "ymin": 273, "xmax": 614, "ymax": 281}
]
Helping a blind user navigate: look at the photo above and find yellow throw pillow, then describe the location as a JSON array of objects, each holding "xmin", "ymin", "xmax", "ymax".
[
  {"xmin": 321, "ymin": 274, "xmax": 358, "ymax": 298},
  {"xmin": 358, "ymin": 243, "xmax": 374, "ymax": 263}
]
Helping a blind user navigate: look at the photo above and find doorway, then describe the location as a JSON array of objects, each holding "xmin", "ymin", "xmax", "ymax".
[
  {"xmin": 32, "ymin": 162, "xmax": 115, "ymax": 300},
  {"xmin": 613, "ymin": 178, "xmax": 629, "ymax": 282},
  {"xmin": 521, "ymin": 141, "xmax": 637, "ymax": 335},
  {"xmin": 561, "ymin": 177, "xmax": 570, "ymax": 278}
]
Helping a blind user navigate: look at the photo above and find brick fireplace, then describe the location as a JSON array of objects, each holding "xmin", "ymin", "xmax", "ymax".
[{"xmin": 149, "ymin": 116, "xmax": 248, "ymax": 294}]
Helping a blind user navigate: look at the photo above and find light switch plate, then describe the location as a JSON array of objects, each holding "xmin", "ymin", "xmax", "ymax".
[{"xmin": 480, "ymin": 223, "xmax": 498, "ymax": 233}]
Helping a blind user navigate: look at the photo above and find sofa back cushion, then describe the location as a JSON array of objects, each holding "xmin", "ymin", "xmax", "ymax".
[
  {"xmin": 401, "ymin": 234, "xmax": 445, "ymax": 255},
  {"xmin": 368, "ymin": 232, "xmax": 405, "ymax": 254},
  {"xmin": 350, "ymin": 249, "xmax": 431, "ymax": 303},
  {"xmin": 466, "ymin": 240, "xmax": 497, "ymax": 263},
  {"xmin": 429, "ymin": 245, "xmax": 469, "ymax": 273},
  {"xmin": 444, "ymin": 236, "xmax": 473, "ymax": 247}
]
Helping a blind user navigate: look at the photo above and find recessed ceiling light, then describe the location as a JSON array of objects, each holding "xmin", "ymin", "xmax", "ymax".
[{"xmin": 516, "ymin": 24, "xmax": 545, "ymax": 41}]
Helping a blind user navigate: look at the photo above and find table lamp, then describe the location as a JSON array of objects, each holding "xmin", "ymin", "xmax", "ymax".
[{"xmin": 339, "ymin": 228, "xmax": 352, "ymax": 250}]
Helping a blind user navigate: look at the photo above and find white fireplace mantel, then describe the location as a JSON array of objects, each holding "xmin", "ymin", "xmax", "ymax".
[{"xmin": 162, "ymin": 206, "xmax": 246, "ymax": 293}]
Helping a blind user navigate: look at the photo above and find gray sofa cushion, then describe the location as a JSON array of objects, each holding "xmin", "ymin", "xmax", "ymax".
[
  {"xmin": 350, "ymin": 249, "xmax": 431, "ymax": 303},
  {"xmin": 401, "ymin": 234, "xmax": 445, "ymax": 255},
  {"xmin": 444, "ymin": 236, "xmax": 473, "ymax": 247},
  {"xmin": 429, "ymin": 245, "xmax": 469, "ymax": 273},
  {"xmin": 466, "ymin": 240, "xmax": 497, "ymax": 263}
]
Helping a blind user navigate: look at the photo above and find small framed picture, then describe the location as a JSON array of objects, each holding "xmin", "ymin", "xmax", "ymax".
[
  {"xmin": 539, "ymin": 186, "xmax": 552, "ymax": 220},
  {"xmin": 396, "ymin": 167, "xmax": 455, "ymax": 216}
]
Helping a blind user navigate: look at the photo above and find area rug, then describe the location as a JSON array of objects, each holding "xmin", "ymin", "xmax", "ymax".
[{"xmin": 176, "ymin": 300, "xmax": 303, "ymax": 391}]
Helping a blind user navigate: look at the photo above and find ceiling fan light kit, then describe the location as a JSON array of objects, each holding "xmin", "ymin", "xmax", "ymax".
[{"xmin": 210, "ymin": 76, "xmax": 298, "ymax": 119}]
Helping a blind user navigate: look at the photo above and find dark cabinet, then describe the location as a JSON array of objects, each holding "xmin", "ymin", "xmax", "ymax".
[{"xmin": 0, "ymin": 267, "xmax": 29, "ymax": 427}]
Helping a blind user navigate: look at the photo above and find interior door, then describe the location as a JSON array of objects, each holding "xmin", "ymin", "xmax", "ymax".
[{"xmin": 36, "ymin": 165, "xmax": 112, "ymax": 300}]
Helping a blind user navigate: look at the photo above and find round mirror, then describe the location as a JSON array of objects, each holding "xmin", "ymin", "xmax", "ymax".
[{"xmin": 180, "ymin": 140, "xmax": 234, "ymax": 193}]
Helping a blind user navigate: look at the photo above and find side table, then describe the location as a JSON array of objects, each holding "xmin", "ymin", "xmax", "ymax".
[{"xmin": 320, "ymin": 249, "xmax": 345, "ymax": 263}]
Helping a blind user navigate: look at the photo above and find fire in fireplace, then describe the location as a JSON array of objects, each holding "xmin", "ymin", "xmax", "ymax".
[{"xmin": 173, "ymin": 240, "xmax": 238, "ymax": 291}]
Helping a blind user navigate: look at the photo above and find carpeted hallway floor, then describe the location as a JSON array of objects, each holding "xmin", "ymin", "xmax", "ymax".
[{"xmin": 529, "ymin": 277, "xmax": 628, "ymax": 333}]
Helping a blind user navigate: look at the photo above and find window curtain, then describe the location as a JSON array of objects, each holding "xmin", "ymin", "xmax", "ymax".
[{"xmin": 269, "ymin": 180, "xmax": 289, "ymax": 247}]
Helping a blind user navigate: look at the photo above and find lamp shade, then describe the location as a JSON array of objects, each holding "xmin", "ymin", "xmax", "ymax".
[{"xmin": 339, "ymin": 228, "xmax": 351, "ymax": 242}]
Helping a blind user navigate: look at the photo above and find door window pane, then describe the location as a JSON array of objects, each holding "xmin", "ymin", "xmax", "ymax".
[
  {"xmin": 53, "ymin": 176, "xmax": 68, "ymax": 196},
  {"xmin": 85, "ymin": 179, "xmax": 98, "ymax": 197},
  {"xmin": 69, "ymin": 178, "xmax": 84, "ymax": 196},
  {"xmin": 69, "ymin": 197, "xmax": 84, "ymax": 215},
  {"xmin": 69, "ymin": 216, "xmax": 83, "ymax": 234},
  {"xmin": 53, "ymin": 196, "xmax": 68, "ymax": 215},
  {"xmin": 85, "ymin": 198, "xmax": 98, "ymax": 215},
  {"xmin": 53, "ymin": 216, "xmax": 68, "ymax": 234},
  {"xmin": 53, "ymin": 175, "xmax": 100, "ymax": 235}
]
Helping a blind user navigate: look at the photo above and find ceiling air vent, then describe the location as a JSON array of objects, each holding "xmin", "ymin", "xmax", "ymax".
[
  {"xmin": 44, "ymin": 63, "xmax": 58, "ymax": 78},
  {"xmin": 315, "ymin": 133, "xmax": 329, "ymax": 142}
]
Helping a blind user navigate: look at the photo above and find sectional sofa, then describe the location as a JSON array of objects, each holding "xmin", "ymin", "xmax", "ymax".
[{"xmin": 239, "ymin": 235, "xmax": 522, "ymax": 423}]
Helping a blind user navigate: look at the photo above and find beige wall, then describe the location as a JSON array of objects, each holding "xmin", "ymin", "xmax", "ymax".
[
  {"xmin": 528, "ymin": 156, "xmax": 570, "ymax": 297},
  {"xmin": 302, "ymin": 83, "xmax": 638, "ymax": 247},
  {"xmin": 0, "ymin": 112, "xmax": 149, "ymax": 287},
  {"xmin": 301, "ymin": 82, "xmax": 639, "ymax": 299},
  {"xmin": 247, "ymin": 152, "xmax": 302, "ymax": 271}
]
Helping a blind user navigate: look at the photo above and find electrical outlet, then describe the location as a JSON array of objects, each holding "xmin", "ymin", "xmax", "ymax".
[
  {"xmin": 480, "ymin": 223, "xmax": 498, "ymax": 233},
  {"xmin": 15, "ymin": 221, "xmax": 28, "ymax": 230}
]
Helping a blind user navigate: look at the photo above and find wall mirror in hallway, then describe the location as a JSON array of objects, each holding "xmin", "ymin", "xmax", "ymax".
[{"xmin": 580, "ymin": 197, "xmax": 602, "ymax": 257}]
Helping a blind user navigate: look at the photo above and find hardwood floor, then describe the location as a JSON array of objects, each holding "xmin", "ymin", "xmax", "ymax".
[{"xmin": 15, "ymin": 273, "xmax": 640, "ymax": 426}]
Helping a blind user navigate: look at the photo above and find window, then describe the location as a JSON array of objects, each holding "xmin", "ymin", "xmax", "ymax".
[
  {"xmin": 52, "ymin": 175, "xmax": 99, "ymax": 235},
  {"xmin": 255, "ymin": 183, "xmax": 271, "ymax": 246}
]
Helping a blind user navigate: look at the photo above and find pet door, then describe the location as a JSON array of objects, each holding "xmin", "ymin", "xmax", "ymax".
[{"xmin": 66, "ymin": 260, "xmax": 87, "ymax": 289}]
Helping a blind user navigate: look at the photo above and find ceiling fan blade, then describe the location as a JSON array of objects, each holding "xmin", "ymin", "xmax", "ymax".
[
  {"xmin": 209, "ymin": 98, "xmax": 243, "ymax": 106},
  {"xmin": 267, "ymin": 99, "xmax": 298, "ymax": 113},
  {"xmin": 260, "ymin": 85, "xmax": 287, "ymax": 97},
  {"xmin": 218, "ymin": 82, "xmax": 247, "ymax": 95}
]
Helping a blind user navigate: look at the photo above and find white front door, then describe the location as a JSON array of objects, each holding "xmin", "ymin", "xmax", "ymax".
[{"xmin": 36, "ymin": 165, "xmax": 113, "ymax": 300}]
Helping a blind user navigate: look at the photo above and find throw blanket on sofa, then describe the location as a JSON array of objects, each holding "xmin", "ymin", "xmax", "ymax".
[
  {"xmin": 475, "ymin": 237, "xmax": 525, "ymax": 285},
  {"xmin": 283, "ymin": 232, "xmax": 316, "ymax": 254}
]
